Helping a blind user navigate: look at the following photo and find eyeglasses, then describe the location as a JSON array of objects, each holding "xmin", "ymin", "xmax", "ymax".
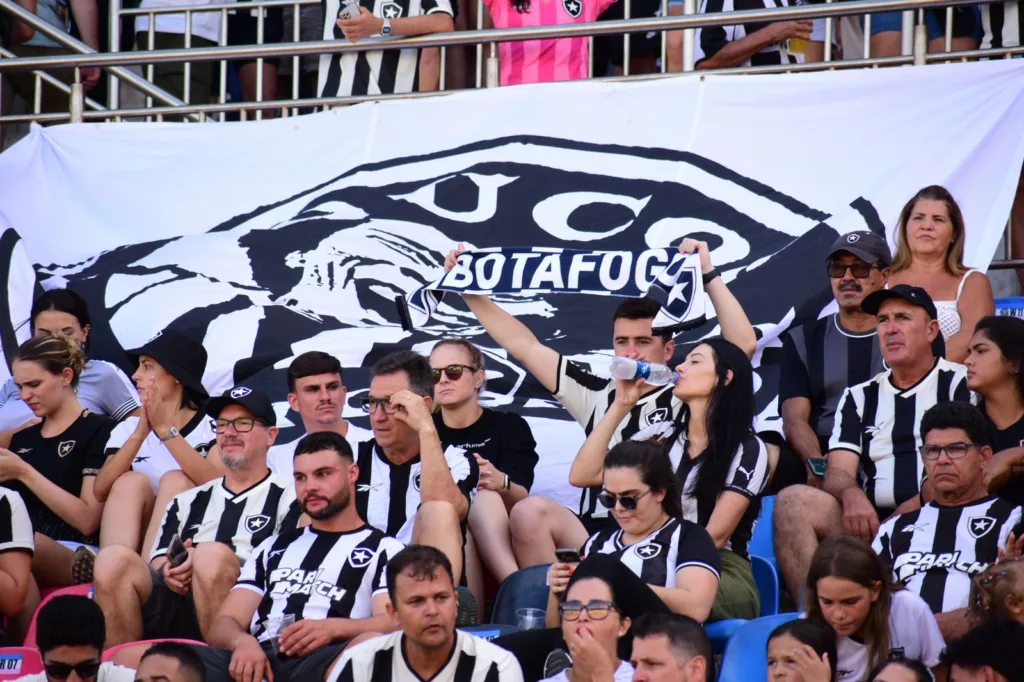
[
  {"xmin": 214, "ymin": 417, "xmax": 265, "ymax": 434},
  {"xmin": 827, "ymin": 261, "xmax": 876, "ymax": 279},
  {"xmin": 919, "ymin": 442, "xmax": 976, "ymax": 461},
  {"xmin": 597, "ymin": 489, "xmax": 651, "ymax": 511},
  {"xmin": 559, "ymin": 599, "xmax": 618, "ymax": 621},
  {"xmin": 360, "ymin": 396, "xmax": 399, "ymax": 415},
  {"xmin": 431, "ymin": 364, "xmax": 476, "ymax": 383},
  {"xmin": 44, "ymin": 660, "xmax": 102, "ymax": 680}
]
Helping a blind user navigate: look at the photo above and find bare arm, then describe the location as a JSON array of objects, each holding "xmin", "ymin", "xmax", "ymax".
[
  {"xmin": 825, "ymin": 449, "xmax": 880, "ymax": 542},
  {"xmin": 649, "ymin": 568, "xmax": 720, "ymax": 623},
  {"xmin": 568, "ymin": 390, "xmax": 635, "ymax": 488},
  {"xmin": 19, "ymin": 469, "xmax": 104, "ymax": 536},
  {"xmin": 208, "ymin": 588, "xmax": 264, "ymax": 650},
  {"xmin": 934, "ymin": 608, "xmax": 969, "ymax": 641},
  {"xmin": 418, "ymin": 426, "xmax": 469, "ymax": 518},
  {"xmin": 68, "ymin": 0, "xmax": 99, "ymax": 48},
  {"xmin": 945, "ymin": 273, "xmax": 995, "ymax": 363},
  {"xmin": 0, "ymin": 551, "xmax": 32, "ymax": 617},
  {"xmin": 465, "ymin": 295, "xmax": 561, "ymax": 392},
  {"xmin": 12, "ymin": 0, "xmax": 37, "ymax": 42},
  {"xmin": 163, "ymin": 437, "xmax": 224, "ymax": 486},
  {"xmin": 697, "ymin": 21, "xmax": 811, "ymax": 70},
  {"xmin": 704, "ymin": 491, "xmax": 752, "ymax": 550},
  {"xmin": 94, "ymin": 429, "xmax": 147, "ymax": 502},
  {"xmin": 781, "ymin": 397, "xmax": 823, "ymax": 480},
  {"xmin": 392, "ymin": 12, "xmax": 453, "ymax": 36},
  {"xmin": 822, "ymin": 448, "xmax": 861, "ymax": 501},
  {"xmin": 705, "ymin": 276, "xmax": 757, "ymax": 359}
]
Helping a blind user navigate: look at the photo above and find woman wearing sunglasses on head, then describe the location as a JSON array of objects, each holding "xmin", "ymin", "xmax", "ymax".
[
  {"xmin": 572, "ymin": 336, "xmax": 771, "ymax": 621},
  {"xmin": 430, "ymin": 339, "xmax": 539, "ymax": 604}
]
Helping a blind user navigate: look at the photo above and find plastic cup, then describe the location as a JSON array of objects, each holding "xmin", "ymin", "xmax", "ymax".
[
  {"xmin": 515, "ymin": 607, "xmax": 546, "ymax": 630},
  {"xmin": 263, "ymin": 614, "xmax": 296, "ymax": 655}
]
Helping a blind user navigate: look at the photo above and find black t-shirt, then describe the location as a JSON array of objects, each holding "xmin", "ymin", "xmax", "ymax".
[
  {"xmin": 990, "ymin": 412, "xmax": 1024, "ymax": 507},
  {"xmin": 7, "ymin": 411, "xmax": 114, "ymax": 544},
  {"xmin": 433, "ymin": 408, "xmax": 539, "ymax": 491}
]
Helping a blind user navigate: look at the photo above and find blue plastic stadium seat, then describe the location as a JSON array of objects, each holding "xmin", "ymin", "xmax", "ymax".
[
  {"xmin": 704, "ymin": 619, "xmax": 747, "ymax": 654},
  {"xmin": 748, "ymin": 496, "xmax": 776, "ymax": 571},
  {"xmin": 717, "ymin": 613, "xmax": 799, "ymax": 682},
  {"xmin": 459, "ymin": 624, "xmax": 522, "ymax": 640},
  {"xmin": 490, "ymin": 564, "xmax": 551, "ymax": 626},
  {"xmin": 751, "ymin": 555, "xmax": 780, "ymax": 617}
]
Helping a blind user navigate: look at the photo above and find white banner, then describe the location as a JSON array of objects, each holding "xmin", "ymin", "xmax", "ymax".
[{"xmin": 1, "ymin": 60, "xmax": 1023, "ymax": 508}]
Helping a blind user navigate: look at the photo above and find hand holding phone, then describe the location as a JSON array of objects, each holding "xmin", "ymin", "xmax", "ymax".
[
  {"xmin": 165, "ymin": 534, "xmax": 189, "ymax": 568},
  {"xmin": 555, "ymin": 548, "xmax": 581, "ymax": 564}
]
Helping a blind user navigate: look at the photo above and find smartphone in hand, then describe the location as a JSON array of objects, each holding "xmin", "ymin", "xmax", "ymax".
[
  {"xmin": 165, "ymin": 534, "xmax": 189, "ymax": 567},
  {"xmin": 555, "ymin": 548, "xmax": 581, "ymax": 564}
]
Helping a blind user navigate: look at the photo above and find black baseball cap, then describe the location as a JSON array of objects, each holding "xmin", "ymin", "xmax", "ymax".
[
  {"xmin": 204, "ymin": 385, "xmax": 277, "ymax": 425},
  {"xmin": 827, "ymin": 231, "xmax": 892, "ymax": 268},
  {"xmin": 861, "ymin": 284, "xmax": 938, "ymax": 320},
  {"xmin": 127, "ymin": 330, "xmax": 209, "ymax": 399}
]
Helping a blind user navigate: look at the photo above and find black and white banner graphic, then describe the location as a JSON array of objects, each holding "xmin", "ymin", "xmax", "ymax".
[
  {"xmin": 1, "ymin": 61, "xmax": 1022, "ymax": 506},
  {"xmin": 402, "ymin": 248, "xmax": 706, "ymax": 331}
]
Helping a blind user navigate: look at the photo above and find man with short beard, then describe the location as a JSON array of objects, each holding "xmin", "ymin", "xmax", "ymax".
[
  {"xmin": 268, "ymin": 351, "xmax": 374, "ymax": 481},
  {"xmin": 197, "ymin": 431, "xmax": 404, "ymax": 682},
  {"xmin": 94, "ymin": 386, "xmax": 302, "ymax": 647}
]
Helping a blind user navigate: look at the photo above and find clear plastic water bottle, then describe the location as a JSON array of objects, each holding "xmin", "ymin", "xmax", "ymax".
[{"xmin": 609, "ymin": 357, "xmax": 678, "ymax": 386}]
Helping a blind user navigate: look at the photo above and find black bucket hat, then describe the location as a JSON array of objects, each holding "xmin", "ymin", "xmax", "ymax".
[{"xmin": 127, "ymin": 330, "xmax": 209, "ymax": 399}]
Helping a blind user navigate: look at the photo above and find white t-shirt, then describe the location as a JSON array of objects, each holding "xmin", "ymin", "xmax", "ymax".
[
  {"xmin": 104, "ymin": 412, "xmax": 218, "ymax": 492},
  {"xmin": 14, "ymin": 662, "xmax": 135, "ymax": 682},
  {"xmin": 834, "ymin": 590, "xmax": 944, "ymax": 682},
  {"xmin": 267, "ymin": 423, "xmax": 373, "ymax": 481},
  {"xmin": 541, "ymin": 661, "xmax": 634, "ymax": 682}
]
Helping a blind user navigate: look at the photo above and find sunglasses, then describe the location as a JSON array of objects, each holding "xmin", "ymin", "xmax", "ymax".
[
  {"xmin": 559, "ymin": 599, "xmax": 618, "ymax": 622},
  {"xmin": 597, "ymin": 489, "xmax": 651, "ymax": 511},
  {"xmin": 214, "ymin": 417, "xmax": 265, "ymax": 434},
  {"xmin": 827, "ymin": 261, "xmax": 877, "ymax": 279},
  {"xmin": 360, "ymin": 396, "xmax": 400, "ymax": 415},
  {"xmin": 919, "ymin": 442, "xmax": 976, "ymax": 461},
  {"xmin": 431, "ymin": 364, "xmax": 476, "ymax": 383},
  {"xmin": 44, "ymin": 660, "xmax": 101, "ymax": 680}
]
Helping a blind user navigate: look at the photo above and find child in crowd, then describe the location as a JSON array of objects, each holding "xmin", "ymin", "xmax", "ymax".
[{"xmin": 968, "ymin": 557, "xmax": 1024, "ymax": 625}]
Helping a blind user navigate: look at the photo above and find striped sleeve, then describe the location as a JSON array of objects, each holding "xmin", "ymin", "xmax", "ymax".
[
  {"xmin": 372, "ymin": 536, "xmax": 405, "ymax": 597},
  {"xmin": 444, "ymin": 446, "xmax": 480, "ymax": 503},
  {"xmin": 103, "ymin": 418, "xmax": 136, "ymax": 456},
  {"xmin": 554, "ymin": 356, "xmax": 612, "ymax": 426},
  {"xmin": 0, "ymin": 490, "xmax": 34, "ymax": 555},
  {"xmin": 696, "ymin": 0, "xmax": 730, "ymax": 64},
  {"xmin": 951, "ymin": 368, "xmax": 971, "ymax": 402},
  {"xmin": 723, "ymin": 434, "xmax": 771, "ymax": 498},
  {"xmin": 91, "ymin": 361, "xmax": 142, "ymax": 421},
  {"xmin": 830, "ymin": 385, "xmax": 865, "ymax": 454},
  {"xmin": 151, "ymin": 495, "xmax": 186, "ymax": 561},
  {"xmin": 235, "ymin": 536, "xmax": 271, "ymax": 595},
  {"xmin": 873, "ymin": 518, "xmax": 895, "ymax": 576},
  {"xmin": 421, "ymin": 0, "xmax": 453, "ymax": 16},
  {"xmin": 674, "ymin": 521, "xmax": 721, "ymax": 579},
  {"xmin": 581, "ymin": 533, "xmax": 599, "ymax": 558}
]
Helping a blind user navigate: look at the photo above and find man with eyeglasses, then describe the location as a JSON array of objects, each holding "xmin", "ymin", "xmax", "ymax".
[
  {"xmin": 777, "ymin": 231, "xmax": 892, "ymax": 490},
  {"xmin": 873, "ymin": 401, "xmax": 1024, "ymax": 640},
  {"xmin": 354, "ymin": 350, "xmax": 479, "ymax": 620},
  {"xmin": 775, "ymin": 284, "xmax": 969, "ymax": 603},
  {"xmin": 14, "ymin": 595, "xmax": 134, "ymax": 682},
  {"xmin": 94, "ymin": 385, "xmax": 302, "ymax": 647}
]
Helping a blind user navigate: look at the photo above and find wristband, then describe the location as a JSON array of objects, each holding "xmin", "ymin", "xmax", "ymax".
[
  {"xmin": 702, "ymin": 268, "xmax": 720, "ymax": 285},
  {"xmin": 501, "ymin": 473, "xmax": 511, "ymax": 492}
]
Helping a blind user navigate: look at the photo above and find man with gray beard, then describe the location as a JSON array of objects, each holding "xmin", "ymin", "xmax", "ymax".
[{"xmin": 94, "ymin": 386, "xmax": 302, "ymax": 647}]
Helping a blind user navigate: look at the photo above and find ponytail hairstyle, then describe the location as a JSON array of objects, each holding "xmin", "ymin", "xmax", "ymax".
[
  {"xmin": 13, "ymin": 333, "xmax": 88, "ymax": 388},
  {"xmin": 604, "ymin": 440, "xmax": 683, "ymax": 520},
  {"xmin": 664, "ymin": 337, "xmax": 755, "ymax": 523},
  {"xmin": 805, "ymin": 535, "xmax": 901, "ymax": 672},
  {"xmin": 968, "ymin": 557, "xmax": 1024, "ymax": 627}
]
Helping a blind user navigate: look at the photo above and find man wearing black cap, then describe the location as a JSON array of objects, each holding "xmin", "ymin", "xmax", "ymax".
[
  {"xmin": 777, "ymin": 230, "xmax": 893, "ymax": 490},
  {"xmin": 775, "ymin": 284, "xmax": 969, "ymax": 601},
  {"xmin": 94, "ymin": 385, "xmax": 302, "ymax": 648}
]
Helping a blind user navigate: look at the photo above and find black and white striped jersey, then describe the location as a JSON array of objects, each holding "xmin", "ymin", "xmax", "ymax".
[
  {"xmin": 696, "ymin": 0, "xmax": 802, "ymax": 68},
  {"xmin": 0, "ymin": 487, "xmax": 34, "ymax": 556},
  {"xmin": 980, "ymin": 2, "xmax": 1021, "ymax": 49},
  {"xmin": 830, "ymin": 358, "xmax": 970, "ymax": 513},
  {"xmin": 874, "ymin": 496, "xmax": 1024, "ymax": 614},
  {"xmin": 268, "ymin": 423, "xmax": 374, "ymax": 482},
  {"xmin": 237, "ymin": 524, "xmax": 404, "ymax": 640},
  {"xmin": 151, "ymin": 471, "xmax": 302, "ymax": 564},
  {"xmin": 555, "ymin": 355, "xmax": 681, "ymax": 520},
  {"xmin": 329, "ymin": 629, "xmax": 524, "ymax": 682},
  {"xmin": 318, "ymin": 0, "xmax": 454, "ymax": 98},
  {"xmin": 582, "ymin": 517, "xmax": 720, "ymax": 587},
  {"xmin": 354, "ymin": 439, "xmax": 478, "ymax": 543},
  {"xmin": 631, "ymin": 419, "xmax": 771, "ymax": 557}
]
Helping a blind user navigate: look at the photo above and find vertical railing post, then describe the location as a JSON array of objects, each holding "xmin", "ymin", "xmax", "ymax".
[
  {"xmin": 486, "ymin": 42, "xmax": 499, "ymax": 87},
  {"xmin": 912, "ymin": 8, "xmax": 926, "ymax": 64},
  {"xmin": 108, "ymin": 0, "xmax": 121, "ymax": 109},
  {"xmin": 682, "ymin": 0, "xmax": 696, "ymax": 71},
  {"xmin": 901, "ymin": 9, "xmax": 914, "ymax": 55},
  {"xmin": 70, "ymin": 67, "xmax": 84, "ymax": 123}
]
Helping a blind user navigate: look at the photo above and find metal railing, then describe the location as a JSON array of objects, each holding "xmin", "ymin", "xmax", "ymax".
[{"xmin": 0, "ymin": 0, "xmax": 1021, "ymax": 271}]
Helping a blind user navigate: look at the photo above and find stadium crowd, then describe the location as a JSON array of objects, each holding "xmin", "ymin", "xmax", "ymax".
[{"xmin": 0, "ymin": 183, "xmax": 1021, "ymax": 682}]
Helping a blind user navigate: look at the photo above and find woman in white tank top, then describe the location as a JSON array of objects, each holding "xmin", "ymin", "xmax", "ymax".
[{"xmin": 887, "ymin": 185, "xmax": 995, "ymax": 363}]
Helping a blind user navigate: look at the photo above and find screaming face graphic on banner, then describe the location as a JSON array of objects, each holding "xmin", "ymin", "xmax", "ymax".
[{"xmin": 25, "ymin": 136, "xmax": 883, "ymax": 445}]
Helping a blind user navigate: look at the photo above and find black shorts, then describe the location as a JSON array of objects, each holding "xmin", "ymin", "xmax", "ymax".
[
  {"xmin": 191, "ymin": 640, "xmax": 347, "ymax": 682},
  {"xmin": 593, "ymin": 0, "xmax": 664, "ymax": 66},
  {"xmin": 142, "ymin": 566, "xmax": 203, "ymax": 641},
  {"xmin": 227, "ymin": 4, "xmax": 285, "ymax": 68}
]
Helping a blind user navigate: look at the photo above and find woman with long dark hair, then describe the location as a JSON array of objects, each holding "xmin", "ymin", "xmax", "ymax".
[
  {"xmin": 964, "ymin": 316, "xmax": 1024, "ymax": 505},
  {"xmin": 0, "ymin": 289, "xmax": 140, "ymax": 432},
  {"xmin": 805, "ymin": 536, "xmax": 944, "ymax": 682},
  {"xmin": 766, "ymin": 619, "xmax": 837, "ymax": 682},
  {"xmin": 571, "ymin": 337, "xmax": 772, "ymax": 620},
  {"xmin": 866, "ymin": 660, "xmax": 934, "ymax": 682},
  {"xmin": 888, "ymin": 185, "xmax": 994, "ymax": 362}
]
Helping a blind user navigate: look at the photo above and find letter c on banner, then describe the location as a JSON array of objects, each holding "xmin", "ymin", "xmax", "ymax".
[
  {"xmin": 444, "ymin": 255, "xmax": 475, "ymax": 288},
  {"xmin": 475, "ymin": 253, "xmax": 506, "ymax": 290},
  {"xmin": 599, "ymin": 253, "xmax": 633, "ymax": 291},
  {"xmin": 634, "ymin": 249, "xmax": 669, "ymax": 291},
  {"xmin": 534, "ymin": 192, "xmax": 652, "ymax": 242}
]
